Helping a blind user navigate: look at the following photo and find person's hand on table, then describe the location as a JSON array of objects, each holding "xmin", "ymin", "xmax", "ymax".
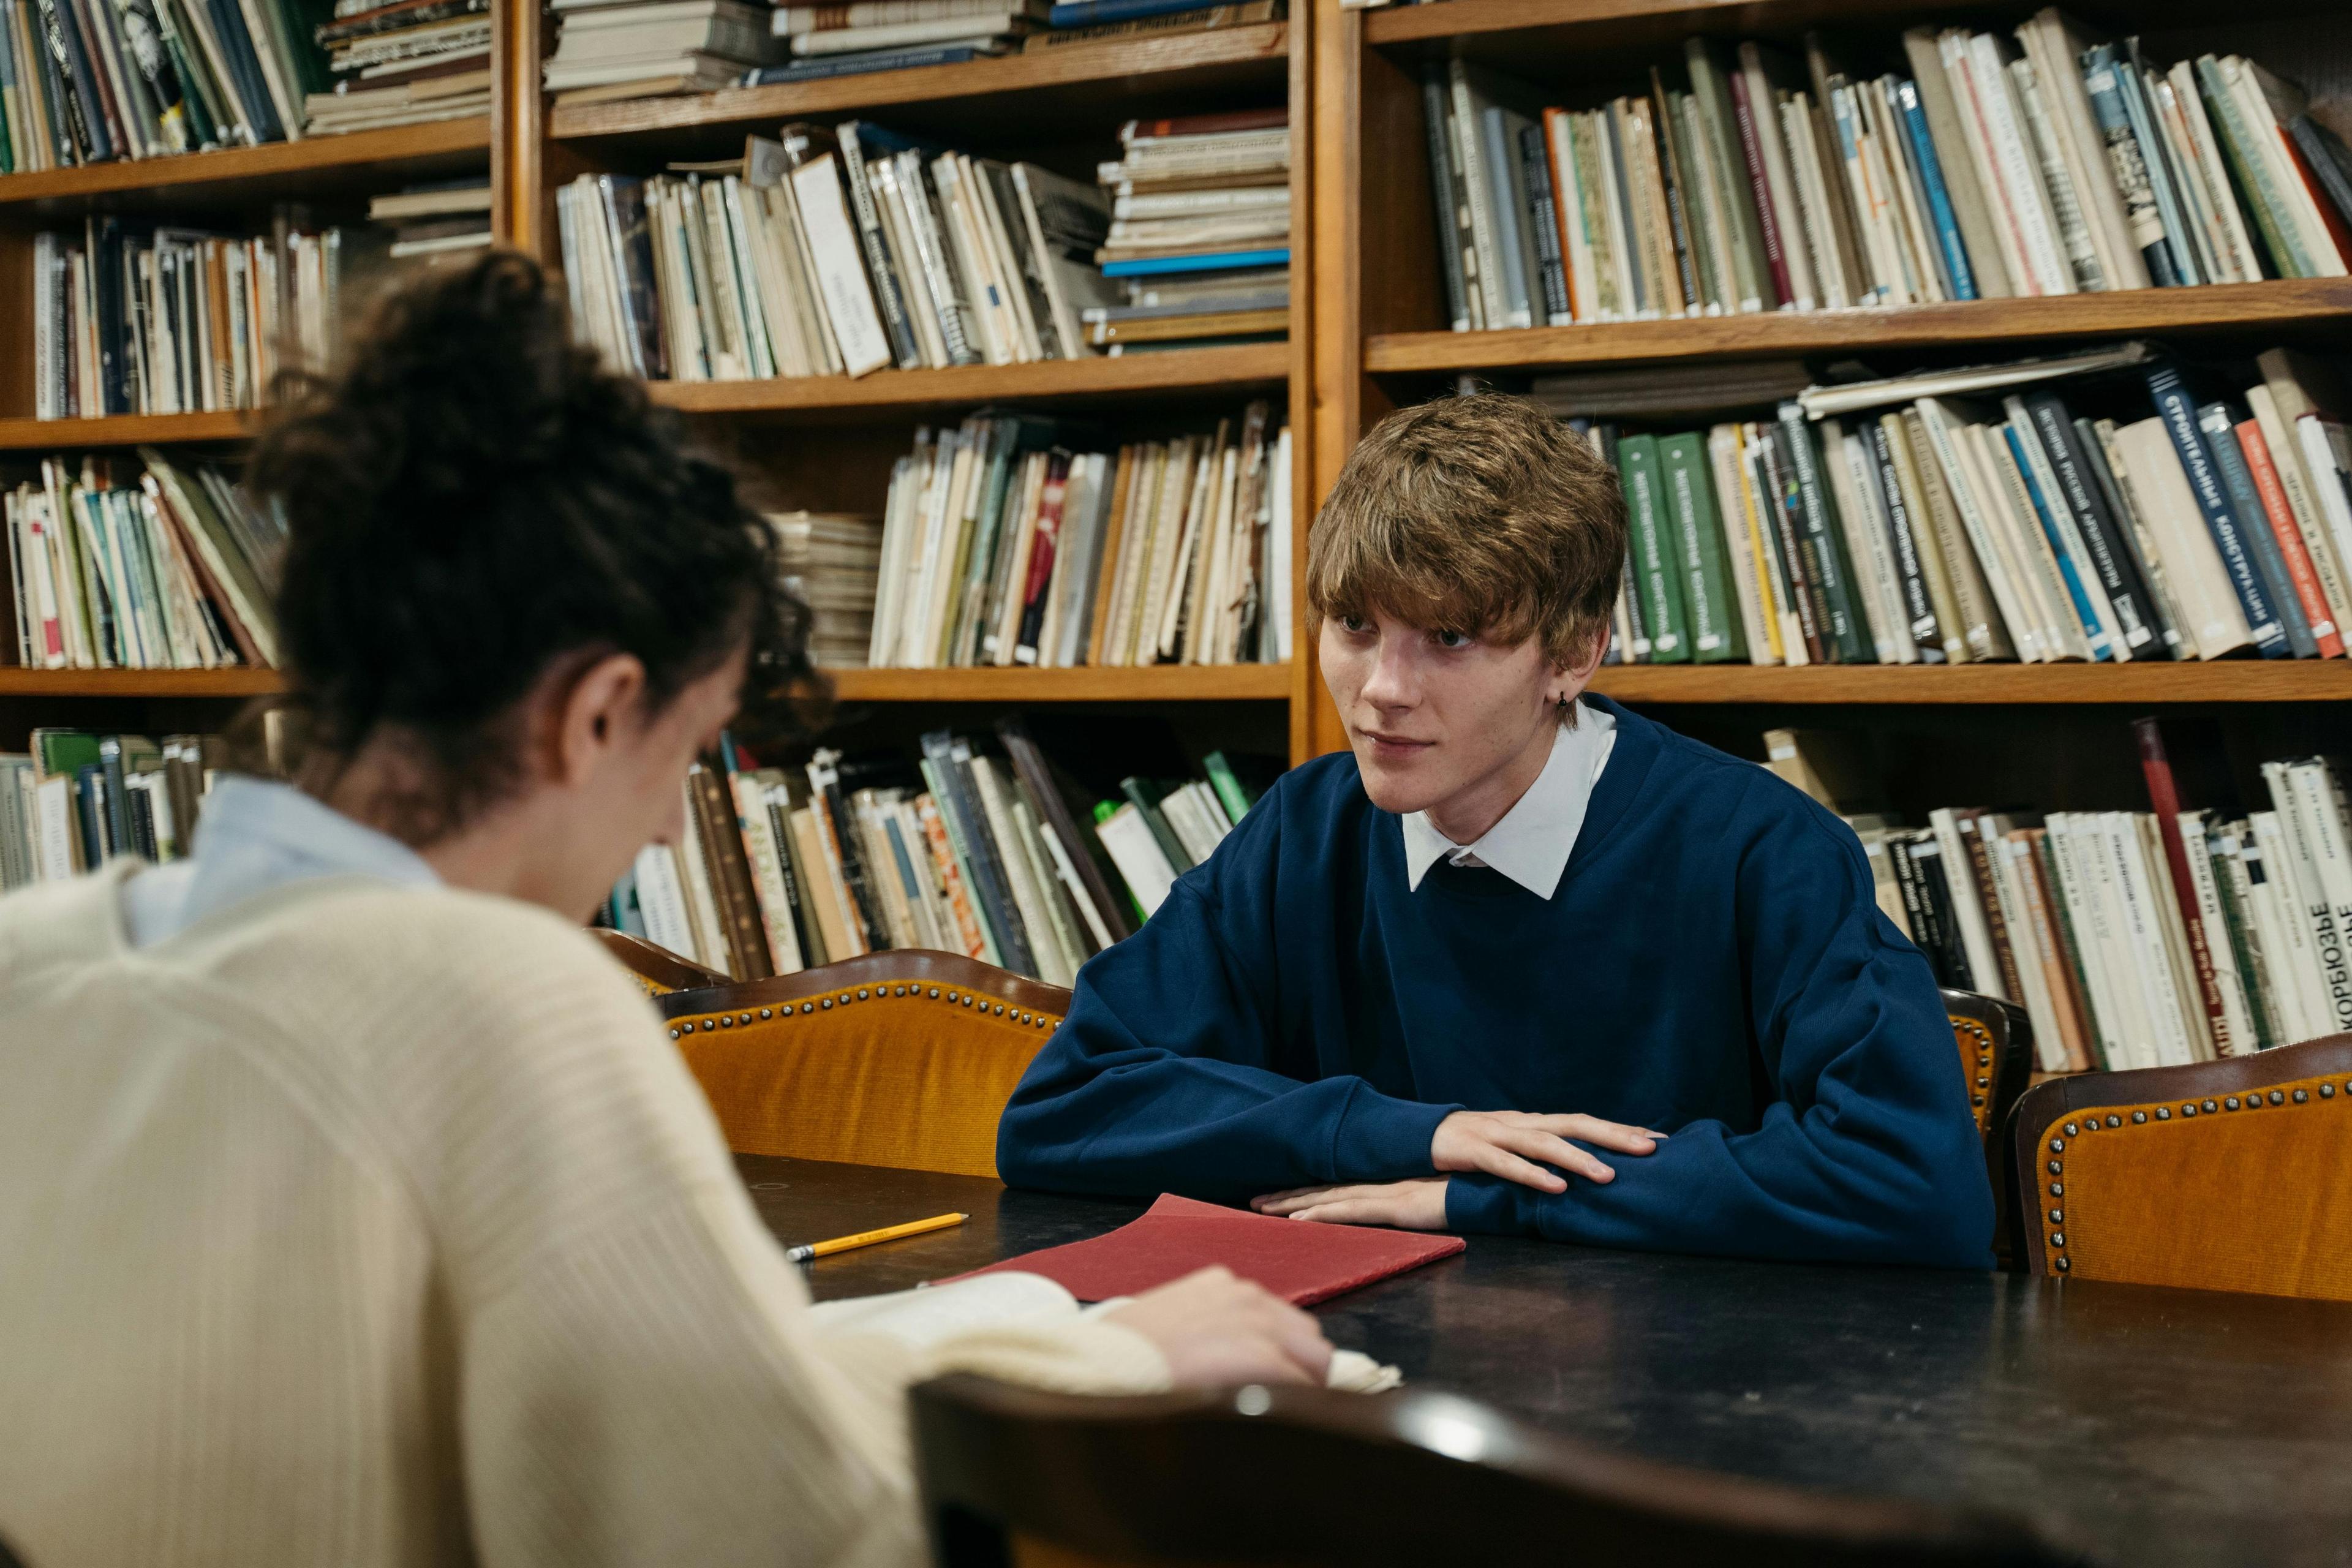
[
  {"xmin": 1104, "ymin": 1265, "xmax": 1333, "ymax": 1386},
  {"xmin": 1251, "ymin": 1177, "xmax": 1452, "ymax": 1229},
  {"xmin": 1249, "ymin": 1111, "xmax": 1662, "ymax": 1231}
]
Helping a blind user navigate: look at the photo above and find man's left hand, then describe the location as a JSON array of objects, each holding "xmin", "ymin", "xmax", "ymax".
[{"xmin": 1250, "ymin": 1177, "xmax": 1450, "ymax": 1230}]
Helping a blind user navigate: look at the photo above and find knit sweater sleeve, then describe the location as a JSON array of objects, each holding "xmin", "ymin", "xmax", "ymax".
[
  {"xmin": 347, "ymin": 894, "xmax": 1167, "ymax": 1568},
  {"xmin": 1442, "ymin": 789, "xmax": 1997, "ymax": 1269}
]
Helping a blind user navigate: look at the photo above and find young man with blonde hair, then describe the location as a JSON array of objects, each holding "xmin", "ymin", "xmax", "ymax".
[{"xmin": 997, "ymin": 393, "xmax": 1993, "ymax": 1267}]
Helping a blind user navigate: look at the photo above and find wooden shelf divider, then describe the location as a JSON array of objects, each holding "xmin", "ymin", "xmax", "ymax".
[
  {"xmin": 0, "ymin": 665, "xmax": 1297, "ymax": 703},
  {"xmin": 645, "ymin": 344, "xmax": 1290, "ymax": 417},
  {"xmin": 0, "ymin": 412, "xmax": 253, "ymax": 451},
  {"xmin": 1365, "ymin": 279, "xmax": 2352, "ymax": 375},
  {"xmin": 1587, "ymin": 662, "xmax": 2352, "ymax": 704},
  {"xmin": 0, "ymin": 118, "xmax": 493, "ymax": 209},
  {"xmin": 0, "ymin": 668, "xmax": 284, "ymax": 698}
]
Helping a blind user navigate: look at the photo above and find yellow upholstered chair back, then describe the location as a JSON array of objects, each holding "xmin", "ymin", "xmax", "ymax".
[
  {"xmin": 1943, "ymin": 990, "xmax": 2034, "ymax": 1266},
  {"xmin": 653, "ymin": 951, "xmax": 1068, "ymax": 1178},
  {"xmin": 2010, "ymin": 1035, "xmax": 2352, "ymax": 1300},
  {"xmin": 592, "ymin": 927, "xmax": 729, "ymax": 996}
]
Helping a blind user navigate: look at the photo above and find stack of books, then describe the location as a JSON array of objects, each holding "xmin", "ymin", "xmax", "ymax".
[
  {"xmin": 543, "ymin": 0, "xmax": 781, "ymax": 107},
  {"xmin": 865, "ymin": 401, "xmax": 1291, "ymax": 669},
  {"xmin": 767, "ymin": 509, "xmax": 884, "ymax": 667},
  {"xmin": 1581, "ymin": 343, "xmax": 2352, "ymax": 667},
  {"xmin": 6, "ymin": 450, "xmax": 283, "ymax": 673},
  {"xmin": 33, "ymin": 215, "xmax": 377, "ymax": 418},
  {"xmin": 1086, "ymin": 108, "xmax": 1289, "ymax": 352},
  {"xmin": 558, "ymin": 123, "xmax": 1125, "ymax": 379},
  {"xmin": 1035, "ymin": 0, "xmax": 1278, "ymax": 52},
  {"xmin": 1423, "ymin": 18, "xmax": 2352, "ymax": 332},
  {"xmin": 368, "ymin": 176, "xmax": 494, "ymax": 260},
  {"xmin": 751, "ymin": 0, "xmax": 1046, "ymax": 87},
  {"xmin": 0, "ymin": 0, "xmax": 331, "ymax": 169},
  {"xmin": 306, "ymin": 0, "xmax": 493, "ymax": 134},
  {"xmin": 606, "ymin": 722, "xmax": 1278, "ymax": 981},
  {"xmin": 0, "ymin": 731, "xmax": 219, "ymax": 889},
  {"xmin": 1773, "ymin": 723, "xmax": 2352, "ymax": 1073}
]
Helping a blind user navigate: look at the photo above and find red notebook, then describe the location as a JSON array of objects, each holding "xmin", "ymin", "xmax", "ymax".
[{"xmin": 950, "ymin": 1194, "xmax": 1465, "ymax": 1306}]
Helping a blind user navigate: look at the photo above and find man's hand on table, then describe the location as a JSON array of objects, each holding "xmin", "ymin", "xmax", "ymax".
[{"xmin": 1248, "ymin": 1110, "xmax": 1662, "ymax": 1231}]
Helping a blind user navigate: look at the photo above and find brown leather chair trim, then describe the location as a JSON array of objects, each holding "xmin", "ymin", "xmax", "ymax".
[
  {"xmin": 591, "ymin": 928, "xmax": 730, "ymax": 993},
  {"xmin": 1943, "ymin": 989, "xmax": 2035, "ymax": 1268},
  {"xmin": 2007, "ymin": 1033, "xmax": 2352, "ymax": 1278},
  {"xmin": 655, "ymin": 949, "xmax": 1073, "ymax": 1025}
]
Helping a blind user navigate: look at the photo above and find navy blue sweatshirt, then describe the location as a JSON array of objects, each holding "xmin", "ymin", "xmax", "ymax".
[{"xmin": 997, "ymin": 697, "xmax": 1995, "ymax": 1268}]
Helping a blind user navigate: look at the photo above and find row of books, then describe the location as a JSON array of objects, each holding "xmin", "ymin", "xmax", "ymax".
[
  {"xmin": 865, "ymin": 401, "xmax": 1291, "ymax": 668},
  {"xmin": 1424, "ymin": 18, "xmax": 2352, "ymax": 333},
  {"xmin": 365, "ymin": 175, "xmax": 493, "ymax": 260},
  {"xmin": 769, "ymin": 508, "xmax": 884, "ymax": 667},
  {"xmin": 34, "ymin": 213, "xmax": 369, "ymax": 420},
  {"xmin": 607, "ymin": 723, "xmax": 1276, "ymax": 984},
  {"xmin": 744, "ymin": 0, "xmax": 1280, "ymax": 89},
  {"xmin": 1773, "ymin": 723, "xmax": 2352, "ymax": 1074},
  {"xmin": 0, "ymin": 730, "xmax": 217, "ymax": 890},
  {"xmin": 543, "ymin": 0, "xmax": 780, "ymax": 104},
  {"xmin": 5, "ymin": 449, "xmax": 282, "ymax": 671},
  {"xmin": 558, "ymin": 124, "xmax": 1116, "ymax": 381},
  {"xmin": 1589, "ymin": 343, "xmax": 2352, "ymax": 666},
  {"xmin": 1087, "ymin": 108, "xmax": 1288, "ymax": 351},
  {"xmin": 306, "ymin": 0, "xmax": 491, "ymax": 135}
]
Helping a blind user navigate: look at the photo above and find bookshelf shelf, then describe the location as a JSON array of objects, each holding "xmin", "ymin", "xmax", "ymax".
[
  {"xmin": 0, "ymin": 119, "xmax": 493, "ymax": 216},
  {"xmin": 0, "ymin": 412, "xmax": 254, "ymax": 450},
  {"xmin": 827, "ymin": 665, "xmax": 1292, "ymax": 701},
  {"xmin": 0, "ymin": 669, "xmax": 282, "ymax": 698},
  {"xmin": 1363, "ymin": 279, "xmax": 2352, "ymax": 376},
  {"xmin": 548, "ymin": 24, "xmax": 1292, "ymax": 153},
  {"xmin": 644, "ymin": 344, "xmax": 1291, "ymax": 418},
  {"xmin": 1586, "ymin": 662, "xmax": 2352, "ymax": 704}
]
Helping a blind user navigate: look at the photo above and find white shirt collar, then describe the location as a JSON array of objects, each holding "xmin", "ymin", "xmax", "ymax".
[{"xmin": 1400, "ymin": 701, "xmax": 1618, "ymax": 900}]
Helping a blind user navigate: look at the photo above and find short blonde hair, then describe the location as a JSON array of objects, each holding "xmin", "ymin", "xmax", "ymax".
[{"xmin": 1307, "ymin": 393, "xmax": 1625, "ymax": 666}]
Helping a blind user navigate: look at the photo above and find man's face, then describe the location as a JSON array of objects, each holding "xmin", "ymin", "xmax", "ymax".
[{"xmin": 1317, "ymin": 606, "xmax": 1559, "ymax": 827}]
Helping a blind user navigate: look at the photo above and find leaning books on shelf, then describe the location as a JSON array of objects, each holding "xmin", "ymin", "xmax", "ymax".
[
  {"xmin": 1776, "ymin": 724, "xmax": 2352, "ymax": 1075},
  {"xmin": 605, "ymin": 723, "xmax": 1278, "ymax": 984},
  {"xmin": 368, "ymin": 175, "xmax": 492, "ymax": 258},
  {"xmin": 33, "ymin": 213, "xmax": 382, "ymax": 418},
  {"xmin": 1421, "ymin": 14, "xmax": 2352, "ymax": 333},
  {"xmin": 544, "ymin": 0, "xmax": 780, "ymax": 105},
  {"xmin": 767, "ymin": 508, "xmax": 883, "ymax": 666},
  {"xmin": 0, "ymin": 0, "xmax": 339, "ymax": 170},
  {"xmin": 306, "ymin": 0, "xmax": 492, "ymax": 134},
  {"xmin": 5, "ymin": 448, "xmax": 282, "ymax": 671},
  {"xmin": 865, "ymin": 400, "xmax": 1291, "ymax": 669},
  {"xmin": 1587, "ymin": 341, "xmax": 2352, "ymax": 666},
  {"xmin": 1091, "ymin": 108, "xmax": 1289, "ymax": 351},
  {"xmin": 0, "ymin": 729, "xmax": 218, "ymax": 889}
]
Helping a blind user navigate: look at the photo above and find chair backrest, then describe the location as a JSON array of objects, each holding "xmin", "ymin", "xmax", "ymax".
[
  {"xmin": 911, "ymin": 1374, "xmax": 2085, "ymax": 1568},
  {"xmin": 1944, "ymin": 989, "xmax": 2035, "ymax": 1265},
  {"xmin": 591, "ymin": 928, "xmax": 730, "ymax": 996},
  {"xmin": 654, "ymin": 951, "xmax": 1069, "ymax": 1178},
  {"xmin": 2009, "ymin": 1034, "xmax": 2352, "ymax": 1300}
]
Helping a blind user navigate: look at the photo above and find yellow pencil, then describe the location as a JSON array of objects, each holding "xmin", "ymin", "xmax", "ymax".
[{"xmin": 785, "ymin": 1212, "xmax": 968, "ymax": 1263}]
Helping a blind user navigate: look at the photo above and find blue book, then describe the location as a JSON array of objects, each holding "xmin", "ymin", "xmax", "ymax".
[
  {"xmin": 2078, "ymin": 45, "xmax": 2178, "ymax": 287},
  {"xmin": 2141, "ymin": 362, "xmax": 2288, "ymax": 657},
  {"xmin": 2109, "ymin": 42, "xmax": 2200, "ymax": 286},
  {"xmin": 1100, "ymin": 247, "xmax": 1289, "ymax": 277},
  {"xmin": 1894, "ymin": 78, "xmax": 1975, "ymax": 301},
  {"xmin": 2001, "ymin": 422, "xmax": 2113, "ymax": 661},
  {"xmin": 1048, "ymin": 0, "xmax": 1221, "ymax": 25},
  {"xmin": 742, "ymin": 45, "xmax": 987, "ymax": 85},
  {"xmin": 2199, "ymin": 400, "xmax": 2316, "ymax": 657}
]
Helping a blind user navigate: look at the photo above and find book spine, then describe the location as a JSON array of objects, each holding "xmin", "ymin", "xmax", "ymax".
[
  {"xmin": 1726, "ymin": 64, "xmax": 1791, "ymax": 307},
  {"xmin": 691, "ymin": 763, "xmax": 773, "ymax": 978},
  {"xmin": 1119, "ymin": 777, "xmax": 1193, "ymax": 875},
  {"xmin": 1618, "ymin": 435, "xmax": 1688, "ymax": 662},
  {"xmin": 2079, "ymin": 47, "xmax": 2179, "ymax": 287},
  {"xmin": 1422, "ymin": 66, "xmax": 1469, "ymax": 332},
  {"xmin": 2141, "ymin": 365, "xmax": 2286, "ymax": 655},
  {"xmin": 834, "ymin": 126, "xmax": 924, "ymax": 370},
  {"xmin": 2198, "ymin": 399, "xmax": 2312, "ymax": 657},
  {"xmin": 1660, "ymin": 431, "xmax": 1740, "ymax": 661},
  {"xmin": 2113, "ymin": 46, "xmax": 2199, "ymax": 285},
  {"xmin": 1477, "ymin": 106, "xmax": 1531, "ymax": 329},
  {"xmin": 1895, "ymin": 76, "xmax": 1975, "ymax": 300},
  {"xmin": 2193, "ymin": 56, "xmax": 2309, "ymax": 281},
  {"xmin": 2026, "ymin": 392, "xmax": 2163, "ymax": 660},
  {"xmin": 1999, "ymin": 418, "xmax": 2111, "ymax": 659},
  {"xmin": 1775, "ymin": 401, "xmax": 1868, "ymax": 662},
  {"xmin": 1957, "ymin": 815, "xmax": 2025, "ymax": 1001},
  {"xmin": 1755, "ymin": 423, "xmax": 1825, "ymax": 662},
  {"xmin": 2236, "ymin": 415, "xmax": 2342, "ymax": 656},
  {"xmin": 1518, "ymin": 119, "xmax": 1570, "ymax": 326},
  {"xmin": 1864, "ymin": 416, "xmax": 1945, "ymax": 658},
  {"xmin": 2208, "ymin": 821, "xmax": 2283, "ymax": 1050},
  {"xmin": 915, "ymin": 790, "xmax": 990, "ymax": 959},
  {"xmin": 2133, "ymin": 721, "xmax": 2234, "ymax": 1055}
]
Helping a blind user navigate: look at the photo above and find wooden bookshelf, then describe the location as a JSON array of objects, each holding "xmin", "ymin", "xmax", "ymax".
[
  {"xmin": 1365, "ymin": 279, "xmax": 2352, "ymax": 375},
  {"xmin": 829, "ymin": 664, "xmax": 1292, "ymax": 702},
  {"xmin": 0, "ymin": 413, "xmax": 253, "ymax": 451},
  {"xmin": 0, "ymin": 669, "xmax": 284, "ymax": 698},
  {"xmin": 646, "ymin": 345, "xmax": 1290, "ymax": 420},
  {"xmin": 1586, "ymin": 662, "xmax": 2352, "ymax": 705},
  {"xmin": 0, "ymin": 118, "xmax": 494, "ymax": 217}
]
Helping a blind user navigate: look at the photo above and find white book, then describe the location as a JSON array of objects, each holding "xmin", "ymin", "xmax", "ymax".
[
  {"xmin": 2180, "ymin": 812, "xmax": 2260, "ymax": 1057},
  {"xmin": 1991, "ymin": 829, "xmax": 2070, "ymax": 1068},
  {"xmin": 2004, "ymin": 396, "xmax": 2124, "ymax": 658},
  {"xmin": 1938, "ymin": 29, "xmax": 2040, "ymax": 301},
  {"xmin": 2214, "ymin": 822, "xmax": 2296, "ymax": 1048},
  {"xmin": 1967, "ymin": 33, "xmax": 2073, "ymax": 296},
  {"xmin": 1860, "ymin": 78, "xmax": 1936, "ymax": 303},
  {"xmin": 1920, "ymin": 402, "xmax": 2047, "ymax": 662},
  {"xmin": 1157, "ymin": 783, "xmax": 1223, "ymax": 865},
  {"xmin": 732, "ymin": 772, "xmax": 804, "ymax": 973},
  {"xmin": 1709, "ymin": 424, "xmax": 1777, "ymax": 665},
  {"xmin": 1974, "ymin": 418, "xmax": 2084, "ymax": 658},
  {"xmin": 2009, "ymin": 56, "xmax": 2104, "ymax": 290},
  {"xmin": 673, "ymin": 779, "xmax": 734, "ymax": 976},
  {"xmin": 2018, "ymin": 9, "xmax": 2146, "ymax": 290},
  {"xmin": 633, "ymin": 843, "xmax": 702, "ymax": 967},
  {"xmin": 2164, "ymin": 62, "xmax": 2258, "ymax": 285},
  {"xmin": 2113, "ymin": 417, "xmax": 2253, "ymax": 660},
  {"xmin": 1737, "ymin": 45, "xmax": 1816, "ymax": 311},
  {"xmin": 2295, "ymin": 416, "xmax": 2352, "ymax": 629},
  {"xmin": 2281, "ymin": 760, "xmax": 2352, "ymax": 1037},
  {"xmin": 1828, "ymin": 421, "xmax": 1910, "ymax": 662},
  {"xmin": 790, "ymin": 152, "xmax": 893, "ymax": 377},
  {"xmin": 1094, "ymin": 801, "xmax": 1178, "ymax": 917},
  {"xmin": 970, "ymin": 757, "xmax": 1071, "ymax": 986},
  {"xmin": 2244, "ymin": 386, "xmax": 2351, "ymax": 635},
  {"xmin": 2070, "ymin": 813, "xmax": 2157, "ymax": 1069},
  {"xmin": 1782, "ymin": 93, "xmax": 1849, "ymax": 309},
  {"xmin": 2224, "ymin": 58, "xmax": 2346, "ymax": 278},
  {"xmin": 2247, "ymin": 810, "xmax": 2331, "ymax": 1042},
  {"xmin": 1009, "ymin": 796, "xmax": 1088, "ymax": 979},
  {"xmin": 2138, "ymin": 810, "xmax": 2219, "ymax": 1061},
  {"xmin": 1929, "ymin": 809, "xmax": 2004, "ymax": 995},
  {"xmin": 35, "ymin": 775, "xmax": 78, "ymax": 882},
  {"xmin": 2110, "ymin": 812, "xmax": 2202, "ymax": 1065}
]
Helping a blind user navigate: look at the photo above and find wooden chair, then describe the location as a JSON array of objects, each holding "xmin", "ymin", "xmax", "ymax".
[
  {"xmin": 1945, "ymin": 989, "xmax": 2035, "ymax": 1266},
  {"xmin": 650, "ymin": 951, "xmax": 1070, "ymax": 1178},
  {"xmin": 911, "ymin": 1374, "xmax": 2087, "ymax": 1568},
  {"xmin": 2009, "ymin": 1034, "xmax": 2352, "ymax": 1301},
  {"xmin": 591, "ymin": 928, "xmax": 728, "ymax": 996}
]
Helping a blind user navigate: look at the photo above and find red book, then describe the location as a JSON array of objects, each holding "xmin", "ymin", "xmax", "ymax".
[
  {"xmin": 1725, "ymin": 68, "xmax": 1792, "ymax": 309},
  {"xmin": 2234, "ymin": 417, "xmax": 2343, "ymax": 657},
  {"xmin": 952, "ymin": 1194, "xmax": 1464, "ymax": 1306},
  {"xmin": 2133, "ymin": 718, "xmax": 2236, "ymax": 1057},
  {"xmin": 1121, "ymin": 108, "xmax": 1287, "ymax": 141}
]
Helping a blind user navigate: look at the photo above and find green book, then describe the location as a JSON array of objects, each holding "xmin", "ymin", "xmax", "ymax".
[
  {"xmin": 1774, "ymin": 402, "xmax": 1869, "ymax": 663},
  {"xmin": 1683, "ymin": 37, "xmax": 1771, "ymax": 311},
  {"xmin": 1659, "ymin": 431, "xmax": 1744, "ymax": 663},
  {"xmin": 1617, "ymin": 434, "xmax": 1690, "ymax": 663},
  {"xmin": 1118, "ymin": 777, "xmax": 1194, "ymax": 874},
  {"xmin": 1202, "ymin": 752, "xmax": 1254, "ymax": 824},
  {"xmin": 2193, "ymin": 56, "xmax": 2308, "ymax": 280},
  {"xmin": 31, "ymin": 729, "xmax": 102, "ymax": 780}
]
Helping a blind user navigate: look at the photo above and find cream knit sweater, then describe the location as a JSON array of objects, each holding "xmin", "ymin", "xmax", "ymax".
[{"xmin": 0, "ymin": 867, "xmax": 1169, "ymax": 1568}]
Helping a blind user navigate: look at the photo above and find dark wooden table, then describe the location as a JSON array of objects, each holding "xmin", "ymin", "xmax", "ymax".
[{"xmin": 738, "ymin": 1153, "xmax": 2352, "ymax": 1568}]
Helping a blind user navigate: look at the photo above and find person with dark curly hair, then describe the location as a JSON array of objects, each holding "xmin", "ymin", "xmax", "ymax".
[{"xmin": 0, "ymin": 252, "xmax": 1330, "ymax": 1568}]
